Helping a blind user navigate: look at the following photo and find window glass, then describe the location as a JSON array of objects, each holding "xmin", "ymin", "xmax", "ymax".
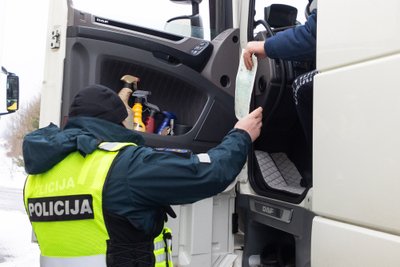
[
  {"xmin": 255, "ymin": 0, "xmax": 307, "ymax": 24},
  {"xmin": 72, "ymin": 0, "xmax": 212, "ymax": 40},
  {"xmin": 253, "ymin": 0, "xmax": 307, "ymax": 37}
]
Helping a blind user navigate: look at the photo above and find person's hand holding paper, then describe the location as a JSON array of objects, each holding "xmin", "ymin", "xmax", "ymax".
[{"xmin": 235, "ymin": 49, "xmax": 258, "ymax": 120}]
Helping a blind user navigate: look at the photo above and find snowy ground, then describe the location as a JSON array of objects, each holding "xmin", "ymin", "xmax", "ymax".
[
  {"xmin": 0, "ymin": 148, "xmax": 26, "ymax": 190},
  {"xmin": 0, "ymin": 140, "xmax": 40, "ymax": 267},
  {"xmin": 0, "ymin": 210, "xmax": 40, "ymax": 267}
]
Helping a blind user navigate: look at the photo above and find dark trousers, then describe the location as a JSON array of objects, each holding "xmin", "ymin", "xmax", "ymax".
[
  {"xmin": 292, "ymin": 70, "xmax": 318, "ymax": 149},
  {"xmin": 292, "ymin": 70, "xmax": 317, "ymax": 186}
]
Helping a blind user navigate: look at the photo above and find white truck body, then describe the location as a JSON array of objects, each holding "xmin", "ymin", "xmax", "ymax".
[{"xmin": 312, "ymin": 0, "xmax": 400, "ymax": 265}]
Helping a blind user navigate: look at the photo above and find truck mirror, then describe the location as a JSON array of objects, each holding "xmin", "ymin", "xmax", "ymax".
[
  {"xmin": 1, "ymin": 66, "xmax": 19, "ymax": 114},
  {"xmin": 166, "ymin": 0, "xmax": 204, "ymax": 38},
  {"xmin": 264, "ymin": 4, "xmax": 298, "ymax": 28}
]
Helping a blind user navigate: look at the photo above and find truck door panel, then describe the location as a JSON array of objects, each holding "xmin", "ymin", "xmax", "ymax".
[{"xmin": 61, "ymin": 7, "xmax": 240, "ymax": 153}]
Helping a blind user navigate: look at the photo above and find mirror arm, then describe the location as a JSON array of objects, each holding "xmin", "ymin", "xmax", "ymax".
[
  {"xmin": 167, "ymin": 15, "xmax": 192, "ymax": 23},
  {"xmin": 0, "ymin": 111, "xmax": 15, "ymax": 116},
  {"xmin": 192, "ymin": 2, "xmax": 199, "ymax": 15}
]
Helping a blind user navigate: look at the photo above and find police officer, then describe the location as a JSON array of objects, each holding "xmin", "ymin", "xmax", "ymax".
[{"xmin": 23, "ymin": 84, "xmax": 262, "ymax": 267}]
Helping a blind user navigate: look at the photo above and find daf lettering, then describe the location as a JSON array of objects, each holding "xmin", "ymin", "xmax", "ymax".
[
  {"xmin": 95, "ymin": 17, "xmax": 109, "ymax": 24},
  {"xmin": 262, "ymin": 206, "xmax": 275, "ymax": 215}
]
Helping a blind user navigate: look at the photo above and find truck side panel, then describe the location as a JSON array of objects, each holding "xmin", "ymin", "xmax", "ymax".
[
  {"xmin": 317, "ymin": 0, "xmax": 400, "ymax": 71},
  {"xmin": 312, "ymin": 217, "xmax": 400, "ymax": 266},
  {"xmin": 313, "ymin": 54, "xmax": 400, "ymax": 235},
  {"xmin": 313, "ymin": 0, "xmax": 400, "ymax": 265}
]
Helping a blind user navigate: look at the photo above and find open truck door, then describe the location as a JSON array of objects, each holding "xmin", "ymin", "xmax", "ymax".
[{"xmin": 41, "ymin": 0, "xmax": 242, "ymax": 265}]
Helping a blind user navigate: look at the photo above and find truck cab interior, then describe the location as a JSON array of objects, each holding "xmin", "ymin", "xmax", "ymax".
[
  {"xmin": 249, "ymin": 2, "xmax": 314, "ymax": 205},
  {"xmin": 237, "ymin": 1, "xmax": 316, "ymax": 266}
]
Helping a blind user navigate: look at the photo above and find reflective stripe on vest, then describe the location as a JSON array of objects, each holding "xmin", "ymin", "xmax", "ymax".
[
  {"xmin": 154, "ymin": 227, "xmax": 173, "ymax": 267},
  {"xmin": 41, "ymin": 254, "xmax": 106, "ymax": 267},
  {"xmin": 98, "ymin": 141, "xmax": 135, "ymax": 152}
]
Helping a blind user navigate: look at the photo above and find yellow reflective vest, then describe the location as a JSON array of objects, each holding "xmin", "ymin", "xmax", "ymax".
[{"xmin": 24, "ymin": 142, "xmax": 173, "ymax": 267}]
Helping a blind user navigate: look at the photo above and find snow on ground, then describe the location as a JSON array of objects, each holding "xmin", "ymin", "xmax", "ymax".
[
  {"xmin": 0, "ymin": 210, "xmax": 40, "ymax": 267},
  {"xmin": 0, "ymin": 139, "xmax": 26, "ymax": 189},
  {"xmin": 0, "ymin": 140, "xmax": 40, "ymax": 266}
]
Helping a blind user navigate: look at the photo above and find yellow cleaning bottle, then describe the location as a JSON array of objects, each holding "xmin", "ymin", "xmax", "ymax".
[{"xmin": 132, "ymin": 98, "xmax": 146, "ymax": 132}]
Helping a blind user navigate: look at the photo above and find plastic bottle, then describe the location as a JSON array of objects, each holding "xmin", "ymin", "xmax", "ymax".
[
  {"xmin": 132, "ymin": 98, "xmax": 146, "ymax": 132},
  {"xmin": 157, "ymin": 111, "xmax": 176, "ymax": 135},
  {"xmin": 145, "ymin": 109, "xmax": 156, "ymax": 133}
]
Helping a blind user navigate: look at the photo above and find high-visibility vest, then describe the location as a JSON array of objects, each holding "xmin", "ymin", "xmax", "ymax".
[{"xmin": 24, "ymin": 142, "xmax": 173, "ymax": 267}]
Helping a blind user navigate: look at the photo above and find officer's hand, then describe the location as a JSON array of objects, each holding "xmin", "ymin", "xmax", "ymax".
[
  {"xmin": 243, "ymin": 41, "xmax": 266, "ymax": 70},
  {"xmin": 234, "ymin": 107, "xmax": 263, "ymax": 142}
]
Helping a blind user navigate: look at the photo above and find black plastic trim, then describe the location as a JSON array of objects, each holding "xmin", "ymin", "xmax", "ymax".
[
  {"xmin": 94, "ymin": 16, "xmax": 183, "ymax": 41},
  {"xmin": 67, "ymin": 26, "xmax": 213, "ymax": 72}
]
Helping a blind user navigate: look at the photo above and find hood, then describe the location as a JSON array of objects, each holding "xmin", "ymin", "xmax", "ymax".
[{"xmin": 23, "ymin": 116, "xmax": 144, "ymax": 174}]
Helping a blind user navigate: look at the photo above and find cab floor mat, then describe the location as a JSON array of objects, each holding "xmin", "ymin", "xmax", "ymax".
[{"xmin": 255, "ymin": 150, "xmax": 306, "ymax": 195}]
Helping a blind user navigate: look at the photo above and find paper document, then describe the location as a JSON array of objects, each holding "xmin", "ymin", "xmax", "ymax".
[{"xmin": 235, "ymin": 49, "xmax": 258, "ymax": 119}]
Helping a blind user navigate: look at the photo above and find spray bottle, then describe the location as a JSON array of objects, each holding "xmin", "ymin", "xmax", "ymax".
[
  {"xmin": 132, "ymin": 90, "xmax": 151, "ymax": 132},
  {"xmin": 119, "ymin": 75, "xmax": 140, "ymax": 130},
  {"xmin": 157, "ymin": 111, "xmax": 177, "ymax": 135},
  {"xmin": 144, "ymin": 102, "xmax": 160, "ymax": 134},
  {"xmin": 132, "ymin": 99, "xmax": 146, "ymax": 132}
]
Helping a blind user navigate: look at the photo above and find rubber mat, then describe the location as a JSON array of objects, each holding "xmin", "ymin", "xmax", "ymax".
[{"xmin": 255, "ymin": 150, "xmax": 306, "ymax": 195}]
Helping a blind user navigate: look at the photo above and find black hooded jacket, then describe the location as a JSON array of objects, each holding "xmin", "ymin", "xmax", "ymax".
[{"xmin": 23, "ymin": 116, "xmax": 251, "ymax": 235}]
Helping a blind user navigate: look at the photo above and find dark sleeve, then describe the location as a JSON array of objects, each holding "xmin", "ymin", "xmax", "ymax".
[
  {"xmin": 264, "ymin": 11, "xmax": 317, "ymax": 62},
  {"xmin": 109, "ymin": 128, "xmax": 251, "ymax": 207}
]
